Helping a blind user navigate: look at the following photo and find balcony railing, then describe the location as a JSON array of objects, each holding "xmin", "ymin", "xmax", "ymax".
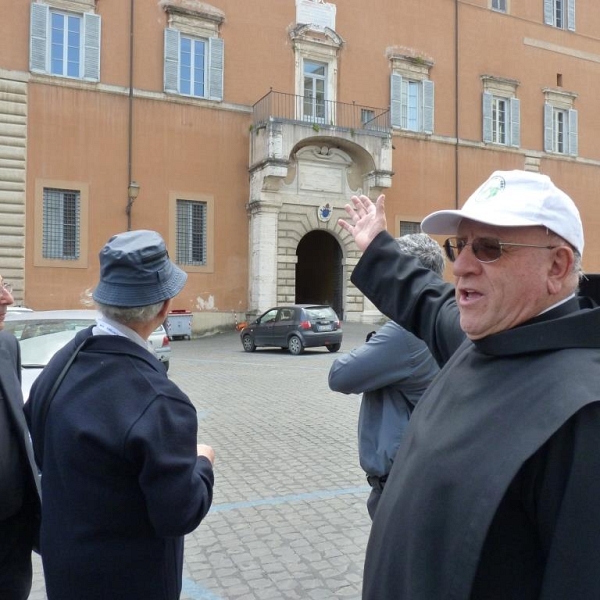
[{"xmin": 252, "ymin": 90, "xmax": 390, "ymax": 135}]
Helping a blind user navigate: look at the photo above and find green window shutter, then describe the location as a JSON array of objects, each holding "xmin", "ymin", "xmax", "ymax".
[
  {"xmin": 422, "ymin": 79, "xmax": 434, "ymax": 134},
  {"xmin": 567, "ymin": 0, "xmax": 576, "ymax": 31},
  {"xmin": 510, "ymin": 97, "xmax": 520, "ymax": 148},
  {"xmin": 568, "ymin": 109, "xmax": 578, "ymax": 156},
  {"xmin": 544, "ymin": 103, "xmax": 554, "ymax": 153},
  {"xmin": 543, "ymin": 0, "xmax": 554, "ymax": 25},
  {"xmin": 164, "ymin": 28, "xmax": 179, "ymax": 93},
  {"xmin": 30, "ymin": 2, "xmax": 49, "ymax": 74},
  {"xmin": 83, "ymin": 13, "xmax": 101, "ymax": 81},
  {"xmin": 482, "ymin": 92, "xmax": 493, "ymax": 143},
  {"xmin": 390, "ymin": 73, "xmax": 402, "ymax": 128},
  {"xmin": 208, "ymin": 37, "xmax": 224, "ymax": 101}
]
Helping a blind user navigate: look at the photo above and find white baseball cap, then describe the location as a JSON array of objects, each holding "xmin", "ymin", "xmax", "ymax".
[{"xmin": 421, "ymin": 170, "xmax": 584, "ymax": 254}]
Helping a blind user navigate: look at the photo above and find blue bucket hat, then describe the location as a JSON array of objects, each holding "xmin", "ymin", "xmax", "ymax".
[{"xmin": 92, "ymin": 230, "xmax": 187, "ymax": 307}]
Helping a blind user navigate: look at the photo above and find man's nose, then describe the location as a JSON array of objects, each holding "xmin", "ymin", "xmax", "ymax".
[{"xmin": 452, "ymin": 243, "xmax": 481, "ymax": 276}]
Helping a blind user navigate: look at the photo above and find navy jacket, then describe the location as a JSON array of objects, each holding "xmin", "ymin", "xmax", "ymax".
[{"xmin": 24, "ymin": 328, "xmax": 214, "ymax": 600}]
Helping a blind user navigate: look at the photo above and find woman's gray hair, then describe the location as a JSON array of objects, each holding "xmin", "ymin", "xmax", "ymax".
[
  {"xmin": 395, "ymin": 233, "xmax": 445, "ymax": 277},
  {"xmin": 81, "ymin": 289, "xmax": 165, "ymax": 324},
  {"xmin": 95, "ymin": 301, "xmax": 165, "ymax": 325}
]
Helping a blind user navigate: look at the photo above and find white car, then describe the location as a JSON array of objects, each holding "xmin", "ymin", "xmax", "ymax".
[{"xmin": 4, "ymin": 310, "xmax": 171, "ymax": 399}]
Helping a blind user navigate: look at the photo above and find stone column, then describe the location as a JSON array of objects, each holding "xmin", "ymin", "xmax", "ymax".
[{"xmin": 247, "ymin": 197, "xmax": 282, "ymax": 314}]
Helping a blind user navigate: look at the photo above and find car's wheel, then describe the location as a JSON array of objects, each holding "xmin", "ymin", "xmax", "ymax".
[
  {"xmin": 163, "ymin": 360, "xmax": 170, "ymax": 371},
  {"xmin": 242, "ymin": 335, "xmax": 256, "ymax": 352},
  {"xmin": 326, "ymin": 343, "xmax": 341, "ymax": 353},
  {"xmin": 288, "ymin": 335, "xmax": 304, "ymax": 355}
]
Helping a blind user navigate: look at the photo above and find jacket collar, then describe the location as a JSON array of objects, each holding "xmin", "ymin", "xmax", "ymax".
[{"xmin": 474, "ymin": 297, "xmax": 600, "ymax": 356}]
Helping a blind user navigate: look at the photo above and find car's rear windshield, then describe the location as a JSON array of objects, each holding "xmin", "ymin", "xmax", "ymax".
[{"xmin": 305, "ymin": 307, "xmax": 337, "ymax": 320}]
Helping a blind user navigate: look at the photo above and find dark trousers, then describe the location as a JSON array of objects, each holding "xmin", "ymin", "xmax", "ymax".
[{"xmin": 0, "ymin": 506, "xmax": 35, "ymax": 600}]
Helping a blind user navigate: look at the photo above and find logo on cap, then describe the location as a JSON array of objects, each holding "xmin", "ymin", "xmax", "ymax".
[{"xmin": 474, "ymin": 175, "xmax": 506, "ymax": 203}]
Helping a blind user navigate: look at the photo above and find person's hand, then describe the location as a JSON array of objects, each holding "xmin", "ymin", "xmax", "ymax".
[
  {"xmin": 338, "ymin": 194, "xmax": 387, "ymax": 252},
  {"xmin": 197, "ymin": 444, "xmax": 215, "ymax": 465}
]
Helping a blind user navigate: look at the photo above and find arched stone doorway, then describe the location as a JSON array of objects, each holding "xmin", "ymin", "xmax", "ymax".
[{"xmin": 295, "ymin": 230, "xmax": 343, "ymax": 318}]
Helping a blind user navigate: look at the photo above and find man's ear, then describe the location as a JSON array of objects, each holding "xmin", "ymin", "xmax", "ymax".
[
  {"xmin": 547, "ymin": 246, "xmax": 575, "ymax": 295},
  {"xmin": 158, "ymin": 298, "xmax": 172, "ymax": 321}
]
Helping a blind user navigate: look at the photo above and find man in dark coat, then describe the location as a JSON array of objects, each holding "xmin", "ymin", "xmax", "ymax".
[
  {"xmin": 0, "ymin": 279, "xmax": 41, "ymax": 600},
  {"xmin": 339, "ymin": 170, "xmax": 600, "ymax": 599},
  {"xmin": 25, "ymin": 230, "xmax": 215, "ymax": 600}
]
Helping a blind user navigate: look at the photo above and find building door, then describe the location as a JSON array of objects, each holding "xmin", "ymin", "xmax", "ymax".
[{"xmin": 295, "ymin": 230, "xmax": 343, "ymax": 318}]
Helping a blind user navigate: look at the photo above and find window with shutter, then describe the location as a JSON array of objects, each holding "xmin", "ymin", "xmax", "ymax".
[
  {"xmin": 162, "ymin": 3, "xmax": 225, "ymax": 101},
  {"xmin": 481, "ymin": 76, "xmax": 520, "ymax": 148},
  {"xmin": 163, "ymin": 29, "xmax": 224, "ymax": 101},
  {"xmin": 543, "ymin": 88, "xmax": 578, "ymax": 156},
  {"xmin": 29, "ymin": 2, "xmax": 100, "ymax": 81},
  {"xmin": 389, "ymin": 53, "xmax": 434, "ymax": 135},
  {"xmin": 544, "ymin": 0, "xmax": 575, "ymax": 31}
]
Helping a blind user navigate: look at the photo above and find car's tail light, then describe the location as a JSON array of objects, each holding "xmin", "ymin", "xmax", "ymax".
[
  {"xmin": 161, "ymin": 335, "xmax": 170, "ymax": 347},
  {"xmin": 299, "ymin": 320, "xmax": 312, "ymax": 330}
]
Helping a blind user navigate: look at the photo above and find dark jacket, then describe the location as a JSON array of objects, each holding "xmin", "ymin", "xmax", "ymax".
[
  {"xmin": 0, "ymin": 330, "xmax": 41, "ymax": 534},
  {"xmin": 353, "ymin": 231, "xmax": 600, "ymax": 600},
  {"xmin": 24, "ymin": 328, "xmax": 214, "ymax": 600},
  {"xmin": 328, "ymin": 321, "xmax": 439, "ymax": 477}
]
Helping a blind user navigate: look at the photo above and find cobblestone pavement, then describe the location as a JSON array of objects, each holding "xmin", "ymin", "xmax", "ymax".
[{"xmin": 29, "ymin": 321, "xmax": 380, "ymax": 599}]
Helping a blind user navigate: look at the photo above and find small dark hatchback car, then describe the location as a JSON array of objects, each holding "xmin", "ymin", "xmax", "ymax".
[{"xmin": 240, "ymin": 304, "xmax": 343, "ymax": 355}]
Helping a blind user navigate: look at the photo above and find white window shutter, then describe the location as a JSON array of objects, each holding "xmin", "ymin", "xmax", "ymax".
[
  {"xmin": 422, "ymin": 79, "xmax": 434, "ymax": 134},
  {"xmin": 390, "ymin": 73, "xmax": 402, "ymax": 128},
  {"xmin": 83, "ymin": 13, "xmax": 101, "ymax": 81},
  {"xmin": 568, "ymin": 109, "xmax": 578, "ymax": 156},
  {"xmin": 208, "ymin": 37, "xmax": 224, "ymax": 101},
  {"xmin": 567, "ymin": 0, "xmax": 576, "ymax": 31},
  {"xmin": 482, "ymin": 92, "xmax": 493, "ymax": 143},
  {"xmin": 510, "ymin": 97, "xmax": 520, "ymax": 148},
  {"xmin": 164, "ymin": 28, "xmax": 179, "ymax": 93},
  {"xmin": 543, "ymin": 0, "xmax": 554, "ymax": 25},
  {"xmin": 544, "ymin": 103, "xmax": 554, "ymax": 152},
  {"xmin": 30, "ymin": 2, "xmax": 49, "ymax": 74}
]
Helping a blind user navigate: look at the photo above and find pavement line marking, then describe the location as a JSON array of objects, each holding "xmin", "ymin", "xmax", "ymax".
[
  {"xmin": 182, "ymin": 578, "xmax": 223, "ymax": 600},
  {"xmin": 211, "ymin": 486, "xmax": 370, "ymax": 513}
]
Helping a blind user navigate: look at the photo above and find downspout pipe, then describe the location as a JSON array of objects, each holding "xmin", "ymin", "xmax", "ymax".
[
  {"xmin": 126, "ymin": 0, "xmax": 135, "ymax": 230},
  {"xmin": 454, "ymin": 0, "xmax": 459, "ymax": 209}
]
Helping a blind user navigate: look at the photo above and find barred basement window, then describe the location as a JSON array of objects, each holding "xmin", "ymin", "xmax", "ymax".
[
  {"xmin": 176, "ymin": 200, "xmax": 207, "ymax": 266},
  {"xmin": 43, "ymin": 188, "xmax": 80, "ymax": 260},
  {"xmin": 400, "ymin": 221, "xmax": 421, "ymax": 236}
]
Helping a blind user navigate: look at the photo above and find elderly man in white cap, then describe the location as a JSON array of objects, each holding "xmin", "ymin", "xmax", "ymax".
[
  {"xmin": 24, "ymin": 230, "xmax": 214, "ymax": 600},
  {"xmin": 338, "ymin": 170, "xmax": 600, "ymax": 600}
]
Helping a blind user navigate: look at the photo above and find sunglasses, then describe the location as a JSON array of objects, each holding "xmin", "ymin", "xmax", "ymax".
[{"xmin": 443, "ymin": 237, "xmax": 560, "ymax": 264}]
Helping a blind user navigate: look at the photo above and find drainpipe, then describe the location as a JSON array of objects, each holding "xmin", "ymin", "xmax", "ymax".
[
  {"xmin": 126, "ymin": 0, "xmax": 135, "ymax": 230},
  {"xmin": 454, "ymin": 0, "xmax": 459, "ymax": 209}
]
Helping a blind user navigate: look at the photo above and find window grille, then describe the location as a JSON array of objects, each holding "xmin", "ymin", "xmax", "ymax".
[
  {"xmin": 400, "ymin": 221, "xmax": 421, "ymax": 237},
  {"xmin": 43, "ymin": 188, "xmax": 80, "ymax": 260},
  {"xmin": 176, "ymin": 200, "xmax": 207, "ymax": 265}
]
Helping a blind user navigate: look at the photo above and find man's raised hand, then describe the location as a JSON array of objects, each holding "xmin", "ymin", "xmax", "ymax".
[{"xmin": 338, "ymin": 194, "xmax": 387, "ymax": 252}]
